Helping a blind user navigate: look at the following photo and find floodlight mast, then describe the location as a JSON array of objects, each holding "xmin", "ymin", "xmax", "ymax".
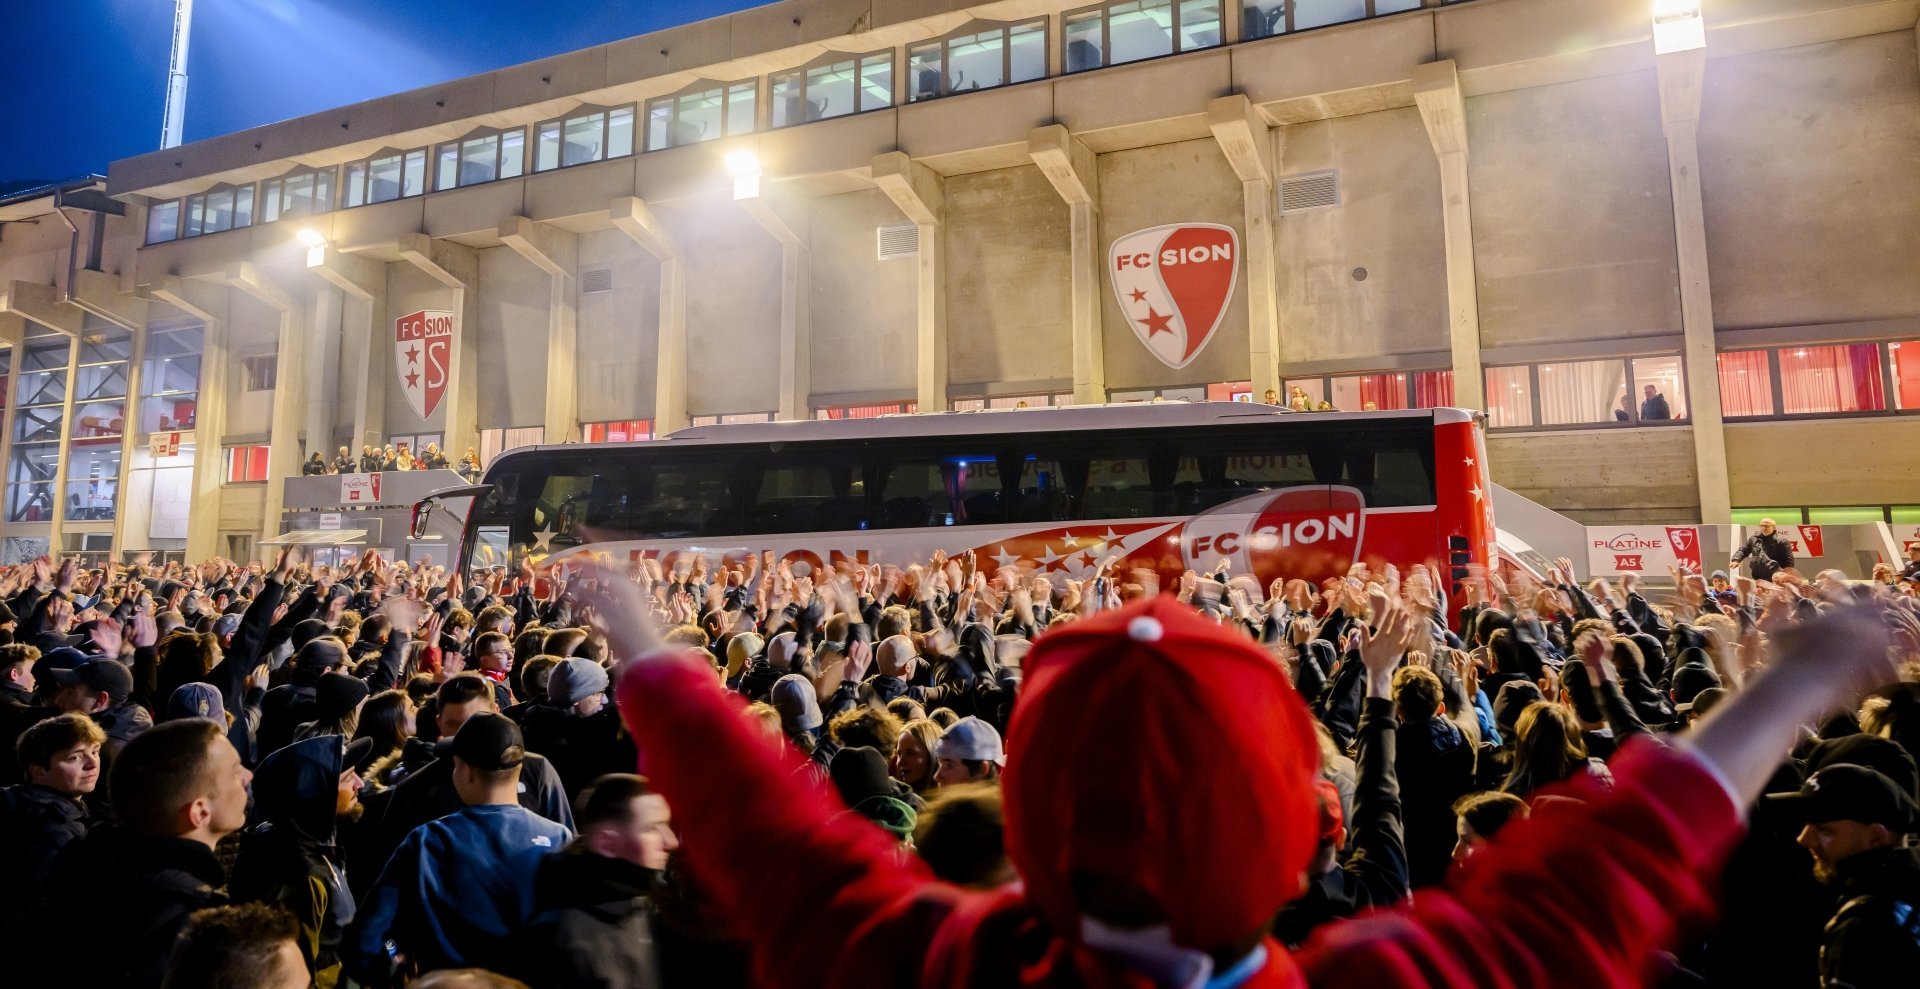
[{"xmin": 161, "ymin": 0, "xmax": 195, "ymax": 149}]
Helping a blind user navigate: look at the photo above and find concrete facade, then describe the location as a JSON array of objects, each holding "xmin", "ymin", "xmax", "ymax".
[{"xmin": 0, "ymin": 0, "xmax": 1916, "ymax": 562}]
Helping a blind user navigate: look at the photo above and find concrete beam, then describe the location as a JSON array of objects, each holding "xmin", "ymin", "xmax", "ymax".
[
  {"xmin": 1207, "ymin": 95, "xmax": 1272, "ymax": 184},
  {"xmin": 873, "ymin": 152, "xmax": 947, "ymax": 411},
  {"xmin": 0, "ymin": 313, "xmax": 23, "ymax": 347},
  {"xmin": 1029, "ymin": 125, "xmax": 1106, "ymax": 404},
  {"xmin": 607, "ymin": 200, "xmax": 689, "ymax": 434},
  {"xmin": 738, "ymin": 190, "xmax": 807, "ymax": 249},
  {"xmin": 70, "ymin": 268, "xmax": 148, "ymax": 332},
  {"xmin": 143, "ymin": 276, "xmax": 223, "ymax": 323},
  {"xmin": 0, "ymin": 280, "xmax": 83, "ymax": 335},
  {"xmin": 1412, "ymin": 60, "xmax": 1485, "ymax": 412},
  {"xmin": 499, "ymin": 216, "xmax": 579, "ymax": 443},
  {"xmin": 396, "ymin": 234, "xmax": 466, "ymax": 289},
  {"xmin": 304, "ymin": 244, "xmax": 385, "ymax": 302},
  {"xmin": 223, "ymin": 262, "xmax": 294, "ymax": 313},
  {"xmin": 1028, "ymin": 125, "xmax": 1098, "ymax": 207},
  {"xmin": 498, "ymin": 215, "xmax": 572, "ymax": 278},
  {"xmin": 609, "ymin": 197, "xmax": 680, "ymax": 261},
  {"xmin": 1208, "ymin": 97, "xmax": 1280, "ymax": 399},
  {"xmin": 1656, "ymin": 48, "xmax": 1732, "ymax": 523}
]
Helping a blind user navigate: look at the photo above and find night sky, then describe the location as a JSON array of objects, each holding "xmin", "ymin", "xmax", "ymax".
[{"xmin": 0, "ymin": 0, "xmax": 764, "ymax": 193}]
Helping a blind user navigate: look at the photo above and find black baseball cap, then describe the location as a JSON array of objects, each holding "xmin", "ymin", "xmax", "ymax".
[
  {"xmin": 434, "ymin": 711, "xmax": 525, "ymax": 771},
  {"xmin": 51, "ymin": 658, "xmax": 134, "ymax": 706},
  {"xmin": 1765, "ymin": 764, "xmax": 1919, "ymax": 832}
]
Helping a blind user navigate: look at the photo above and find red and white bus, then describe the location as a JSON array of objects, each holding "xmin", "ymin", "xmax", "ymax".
[{"xmin": 434, "ymin": 402, "xmax": 1494, "ymax": 606}]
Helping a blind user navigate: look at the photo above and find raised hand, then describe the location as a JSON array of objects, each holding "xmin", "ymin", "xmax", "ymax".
[{"xmin": 1355, "ymin": 603, "xmax": 1415, "ymax": 698}]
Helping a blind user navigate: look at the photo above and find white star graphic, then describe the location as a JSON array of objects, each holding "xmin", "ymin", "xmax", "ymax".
[
  {"xmin": 1101, "ymin": 528, "xmax": 1123, "ymax": 544},
  {"xmin": 1464, "ymin": 457, "xmax": 1476, "ymax": 468},
  {"xmin": 991, "ymin": 546, "xmax": 1021, "ymax": 569},
  {"xmin": 1060, "ymin": 531, "xmax": 1077, "ymax": 546},
  {"xmin": 1037, "ymin": 547, "xmax": 1063, "ymax": 567},
  {"xmin": 1468, "ymin": 487, "xmax": 1483, "ymax": 501},
  {"xmin": 532, "ymin": 526, "xmax": 557, "ymax": 552}
]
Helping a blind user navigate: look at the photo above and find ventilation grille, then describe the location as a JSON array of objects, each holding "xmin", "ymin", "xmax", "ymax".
[
  {"xmin": 580, "ymin": 266, "xmax": 614, "ymax": 294},
  {"xmin": 1279, "ymin": 170, "xmax": 1340, "ymax": 213},
  {"xmin": 876, "ymin": 224, "xmax": 918, "ymax": 261}
]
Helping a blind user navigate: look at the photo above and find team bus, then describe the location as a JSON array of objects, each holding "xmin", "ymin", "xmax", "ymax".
[{"xmin": 417, "ymin": 402, "xmax": 1495, "ymax": 606}]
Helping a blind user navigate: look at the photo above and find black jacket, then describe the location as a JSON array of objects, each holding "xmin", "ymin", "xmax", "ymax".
[
  {"xmin": 359, "ymin": 454, "xmax": 382, "ymax": 473},
  {"xmin": 521, "ymin": 841, "xmax": 664, "ymax": 989},
  {"xmin": 1820, "ymin": 845, "xmax": 1920, "ymax": 988},
  {"xmin": 0, "ymin": 783, "xmax": 89, "ymax": 924},
  {"xmin": 518, "ymin": 703, "xmax": 634, "ymax": 801},
  {"xmin": 1273, "ymin": 696, "xmax": 1408, "ymax": 946},
  {"xmin": 1732, "ymin": 531, "xmax": 1795, "ymax": 581},
  {"xmin": 0, "ymin": 681, "xmax": 50, "ymax": 787},
  {"xmin": 1395, "ymin": 712, "xmax": 1476, "ymax": 888},
  {"xmin": 229, "ymin": 736, "xmax": 354, "ymax": 985},
  {"xmin": 30, "ymin": 825, "xmax": 228, "ymax": 989}
]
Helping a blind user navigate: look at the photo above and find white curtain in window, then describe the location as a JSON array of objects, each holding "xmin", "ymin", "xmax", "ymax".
[{"xmin": 1539, "ymin": 361, "xmax": 1626, "ymax": 425}]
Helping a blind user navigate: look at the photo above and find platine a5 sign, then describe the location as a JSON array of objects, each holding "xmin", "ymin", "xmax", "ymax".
[{"xmin": 1586, "ymin": 525, "xmax": 1705, "ymax": 576}]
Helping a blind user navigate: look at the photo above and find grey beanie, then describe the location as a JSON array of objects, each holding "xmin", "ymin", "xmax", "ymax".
[{"xmin": 549, "ymin": 657, "xmax": 611, "ymax": 708}]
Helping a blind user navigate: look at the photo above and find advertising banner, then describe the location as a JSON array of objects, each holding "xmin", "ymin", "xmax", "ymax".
[
  {"xmin": 1587, "ymin": 525, "xmax": 1703, "ymax": 576},
  {"xmin": 340, "ymin": 472, "xmax": 382, "ymax": 505}
]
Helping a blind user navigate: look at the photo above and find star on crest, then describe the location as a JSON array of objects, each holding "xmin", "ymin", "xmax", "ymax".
[{"xmin": 1137, "ymin": 306, "xmax": 1174, "ymax": 337}]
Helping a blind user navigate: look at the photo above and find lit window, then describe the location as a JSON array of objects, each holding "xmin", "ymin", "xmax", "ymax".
[
  {"xmin": 909, "ymin": 19, "xmax": 1047, "ymax": 101},
  {"xmin": 146, "ymin": 200, "xmax": 181, "ymax": 244},
  {"xmin": 138, "ymin": 322, "xmax": 202, "ymax": 435},
  {"xmin": 225, "ymin": 445, "xmax": 270, "ymax": 484},
  {"xmin": 259, "ymin": 168, "xmax": 335, "ymax": 223},
  {"xmin": 773, "ymin": 51, "xmax": 894, "ymax": 129},
  {"xmin": 533, "ymin": 106, "xmax": 642, "ymax": 170},
  {"xmin": 641, "ymin": 85, "xmax": 753, "ymax": 152},
  {"xmin": 178, "ymin": 186, "xmax": 252, "ymax": 239},
  {"xmin": 1717, "ymin": 350, "xmax": 1774, "ymax": 417},
  {"xmin": 1891, "ymin": 341, "xmax": 1920, "ymax": 411},
  {"xmin": 343, "ymin": 149, "xmax": 428, "ymax": 206},
  {"xmin": 434, "ymin": 129, "xmax": 526, "ymax": 191},
  {"xmin": 813, "ymin": 402, "xmax": 917, "ymax": 420},
  {"xmin": 1280, "ymin": 370, "xmax": 1453, "ymax": 412},
  {"xmin": 1781, "ymin": 343, "xmax": 1885, "ymax": 415},
  {"xmin": 582, "ymin": 419, "xmax": 654, "ymax": 443},
  {"xmin": 1483, "ymin": 366, "xmax": 1534, "ymax": 428},
  {"xmin": 239, "ymin": 355, "xmax": 277, "ymax": 392},
  {"xmin": 1244, "ymin": 0, "xmax": 1415, "ymax": 40}
]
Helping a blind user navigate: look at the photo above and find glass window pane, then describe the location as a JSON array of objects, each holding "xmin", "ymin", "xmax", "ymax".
[
  {"xmin": 947, "ymin": 30, "xmax": 1004, "ymax": 91},
  {"xmin": 233, "ymin": 186, "xmax": 253, "ymax": 228},
  {"xmin": 1717, "ymin": 350, "xmax": 1773, "ymax": 417},
  {"xmin": 343, "ymin": 164, "xmax": 366, "ymax": 207},
  {"xmin": 1375, "ymin": 0, "xmax": 1422, "ymax": 12},
  {"xmin": 725, "ymin": 85, "xmax": 755, "ymax": 136},
  {"xmin": 1283, "ymin": 379, "xmax": 1325, "ymax": 409},
  {"xmin": 772, "ymin": 72, "xmax": 802, "ymax": 128},
  {"xmin": 1630, "ymin": 355, "xmax": 1686, "ymax": 420},
  {"xmin": 1780, "ymin": 343, "xmax": 1885, "ymax": 414},
  {"xmin": 1010, "ymin": 22, "xmax": 1046, "ymax": 82},
  {"xmin": 674, "ymin": 90, "xmax": 723, "ymax": 146},
  {"xmin": 1109, "ymin": 0, "xmax": 1174, "ymax": 65},
  {"xmin": 1889, "ymin": 341, "xmax": 1920, "ymax": 411},
  {"xmin": 261, "ymin": 181, "xmax": 282, "ymax": 223},
  {"xmin": 1534, "ymin": 359, "xmax": 1627, "ymax": 425},
  {"xmin": 536, "ymin": 122, "xmax": 562, "ymax": 170},
  {"xmin": 184, "ymin": 196, "xmax": 205, "ymax": 238},
  {"xmin": 202, "ymin": 190, "xmax": 232, "ymax": 233},
  {"xmin": 1411, "ymin": 370, "xmax": 1455, "ymax": 408},
  {"xmin": 1178, "ymin": 0, "xmax": 1222, "ymax": 50},
  {"xmin": 147, "ymin": 201, "xmax": 180, "ymax": 244},
  {"xmin": 909, "ymin": 44, "xmax": 943, "ymax": 100},
  {"xmin": 563, "ymin": 113, "xmax": 604, "ymax": 166},
  {"xmin": 646, "ymin": 101, "xmax": 671, "ymax": 150},
  {"xmin": 1293, "ymin": 0, "xmax": 1368, "ymax": 31},
  {"xmin": 1485, "ymin": 366, "xmax": 1534, "ymax": 428},
  {"xmin": 65, "ymin": 445, "xmax": 121, "ymax": 520},
  {"xmin": 313, "ymin": 169, "xmax": 333, "ymax": 212},
  {"xmin": 806, "ymin": 61, "xmax": 856, "ymax": 121},
  {"xmin": 859, "ymin": 54, "xmax": 893, "ymax": 110},
  {"xmin": 608, "ymin": 107, "xmax": 635, "ymax": 156},
  {"xmin": 499, "ymin": 129, "xmax": 525, "ymax": 178},
  {"xmin": 437, "ymin": 145, "xmax": 459, "ymax": 190},
  {"xmin": 1244, "ymin": 0, "xmax": 1286, "ymax": 39},
  {"xmin": 461, "ymin": 135, "xmax": 498, "ymax": 185},
  {"xmin": 402, "ymin": 150, "xmax": 427, "ymax": 197},
  {"xmin": 1065, "ymin": 13, "xmax": 1104, "ymax": 72},
  {"xmin": 1807, "ymin": 506, "xmax": 1886, "ymax": 525},
  {"xmin": 366, "ymin": 155, "xmax": 403, "ymax": 203}
]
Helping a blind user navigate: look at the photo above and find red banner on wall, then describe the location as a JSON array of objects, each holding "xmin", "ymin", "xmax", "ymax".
[
  {"xmin": 1795, "ymin": 525, "xmax": 1825, "ymax": 558},
  {"xmin": 1665, "ymin": 526, "xmax": 1703, "ymax": 574}
]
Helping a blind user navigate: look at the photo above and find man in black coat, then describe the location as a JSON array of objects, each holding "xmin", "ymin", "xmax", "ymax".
[
  {"xmin": 1730, "ymin": 517, "xmax": 1796, "ymax": 583},
  {"xmin": 521, "ymin": 774, "xmax": 677, "ymax": 988},
  {"xmin": 1764, "ymin": 764, "xmax": 1920, "ymax": 988},
  {"xmin": 0, "ymin": 713, "xmax": 104, "ymax": 926},
  {"xmin": 1640, "ymin": 384, "xmax": 1673, "ymax": 421},
  {"xmin": 27, "ymin": 718, "xmax": 251, "ymax": 989},
  {"xmin": 1392, "ymin": 664, "xmax": 1476, "ymax": 887}
]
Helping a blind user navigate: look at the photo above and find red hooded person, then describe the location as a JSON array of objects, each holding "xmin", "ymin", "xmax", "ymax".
[{"xmin": 615, "ymin": 594, "xmax": 1745, "ymax": 989}]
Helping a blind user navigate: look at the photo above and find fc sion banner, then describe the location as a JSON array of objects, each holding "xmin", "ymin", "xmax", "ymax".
[
  {"xmin": 1109, "ymin": 224, "xmax": 1238, "ymax": 370},
  {"xmin": 397, "ymin": 310, "xmax": 454, "ymax": 420},
  {"xmin": 1793, "ymin": 525, "xmax": 1825, "ymax": 558}
]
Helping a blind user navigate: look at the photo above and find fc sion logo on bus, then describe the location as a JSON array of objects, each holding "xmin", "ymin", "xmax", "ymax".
[
  {"xmin": 396, "ymin": 310, "xmax": 454, "ymax": 420},
  {"xmin": 1109, "ymin": 223, "xmax": 1238, "ymax": 369},
  {"xmin": 1180, "ymin": 486, "xmax": 1366, "ymax": 586}
]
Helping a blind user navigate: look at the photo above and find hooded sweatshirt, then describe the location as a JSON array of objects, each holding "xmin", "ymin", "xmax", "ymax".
[
  {"xmin": 615, "ymin": 596, "xmax": 1747, "ymax": 989},
  {"xmin": 230, "ymin": 735, "xmax": 355, "ymax": 987}
]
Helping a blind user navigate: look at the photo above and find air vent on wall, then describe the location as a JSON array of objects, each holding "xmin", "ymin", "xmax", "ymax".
[
  {"xmin": 580, "ymin": 266, "xmax": 614, "ymax": 294},
  {"xmin": 876, "ymin": 224, "xmax": 918, "ymax": 261},
  {"xmin": 1279, "ymin": 170, "xmax": 1340, "ymax": 213}
]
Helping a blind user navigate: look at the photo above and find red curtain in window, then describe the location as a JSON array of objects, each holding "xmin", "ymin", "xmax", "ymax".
[
  {"xmin": 1412, "ymin": 371, "xmax": 1454, "ymax": 408},
  {"xmin": 1892, "ymin": 342, "xmax": 1920, "ymax": 411},
  {"xmin": 1717, "ymin": 351, "xmax": 1773, "ymax": 417},
  {"xmin": 1780, "ymin": 344, "xmax": 1883, "ymax": 415}
]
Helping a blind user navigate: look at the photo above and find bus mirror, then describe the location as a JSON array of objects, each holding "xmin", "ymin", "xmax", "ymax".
[{"xmin": 410, "ymin": 502, "xmax": 435, "ymax": 540}]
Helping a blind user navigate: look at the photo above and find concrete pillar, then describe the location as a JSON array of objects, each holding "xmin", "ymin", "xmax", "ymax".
[
  {"xmin": 1029, "ymin": 125, "xmax": 1106, "ymax": 404},
  {"xmin": 738, "ymin": 191, "xmax": 811, "ymax": 420},
  {"xmin": 1412, "ymin": 60, "xmax": 1486, "ymax": 411},
  {"xmin": 872, "ymin": 152, "xmax": 946, "ymax": 411},
  {"xmin": 304, "ymin": 286, "xmax": 342, "ymax": 458},
  {"xmin": 499, "ymin": 217, "xmax": 579, "ymax": 443},
  {"xmin": 397, "ymin": 235, "xmax": 479, "ymax": 457},
  {"xmin": 0, "ymin": 317, "xmax": 22, "ymax": 545},
  {"xmin": 307, "ymin": 243, "xmax": 387, "ymax": 454},
  {"xmin": 148, "ymin": 277, "xmax": 229, "ymax": 563},
  {"xmin": 610, "ymin": 198, "xmax": 689, "ymax": 434},
  {"xmin": 222, "ymin": 262, "xmax": 302, "ymax": 547},
  {"xmin": 1207, "ymin": 96, "xmax": 1280, "ymax": 399},
  {"xmin": 0, "ymin": 284, "xmax": 85, "ymax": 540},
  {"xmin": 1656, "ymin": 48, "xmax": 1733, "ymax": 523},
  {"xmin": 47, "ymin": 333, "xmax": 80, "ymax": 537}
]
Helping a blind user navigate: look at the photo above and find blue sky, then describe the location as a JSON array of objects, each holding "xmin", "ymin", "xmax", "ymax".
[{"xmin": 0, "ymin": 0, "xmax": 762, "ymax": 191}]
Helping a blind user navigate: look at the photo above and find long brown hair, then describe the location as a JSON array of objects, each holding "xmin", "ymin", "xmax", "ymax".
[{"xmin": 1503, "ymin": 702, "xmax": 1588, "ymax": 797}]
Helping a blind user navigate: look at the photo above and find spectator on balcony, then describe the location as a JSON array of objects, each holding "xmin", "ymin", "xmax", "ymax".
[
  {"xmin": 421, "ymin": 444, "xmax": 450, "ymax": 471},
  {"xmin": 329, "ymin": 447, "xmax": 355, "ymax": 475},
  {"xmin": 396, "ymin": 448, "xmax": 419, "ymax": 472},
  {"xmin": 358, "ymin": 445, "xmax": 381, "ymax": 474},
  {"xmin": 301, "ymin": 454, "xmax": 327, "ymax": 477},
  {"xmin": 458, "ymin": 449, "xmax": 482, "ymax": 481},
  {"xmin": 380, "ymin": 445, "xmax": 400, "ymax": 471}
]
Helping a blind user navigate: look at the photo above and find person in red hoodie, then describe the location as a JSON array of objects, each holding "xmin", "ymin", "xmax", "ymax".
[{"xmin": 593, "ymin": 565, "xmax": 1897, "ymax": 989}]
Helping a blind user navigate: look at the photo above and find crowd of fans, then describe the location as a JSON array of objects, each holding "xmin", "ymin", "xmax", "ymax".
[
  {"xmin": 0, "ymin": 537, "xmax": 1917, "ymax": 988},
  {"xmin": 302, "ymin": 442, "xmax": 481, "ymax": 479}
]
